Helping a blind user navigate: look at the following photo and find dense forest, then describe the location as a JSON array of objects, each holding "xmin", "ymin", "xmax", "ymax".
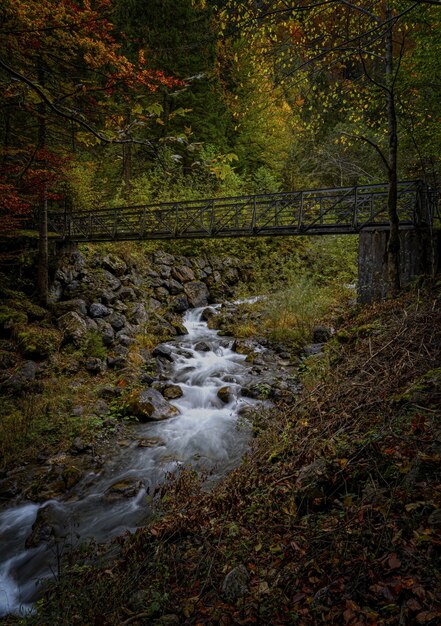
[
  {"xmin": 1, "ymin": 0, "xmax": 439, "ymax": 231},
  {"xmin": 0, "ymin": 1, "xmax": 440, "ymax": 624}
]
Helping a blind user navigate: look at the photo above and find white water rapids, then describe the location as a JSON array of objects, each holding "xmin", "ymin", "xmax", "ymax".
[{"xmin": 0, "ymin": 306, "xmax": 261, "ymax": 617}]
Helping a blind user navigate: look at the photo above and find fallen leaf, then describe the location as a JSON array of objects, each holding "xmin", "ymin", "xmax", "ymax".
[{"xmin": 388, "ymin": 553, "xmax": 401, "ymax": 569}]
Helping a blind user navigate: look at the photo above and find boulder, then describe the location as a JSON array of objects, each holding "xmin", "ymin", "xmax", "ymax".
[
  {"xmin": 95, "ymin": 320, "xmax": 115, "ymax": 346},
  {"xmin": 89, "ymin": 303, "xmax": 110, "ymax": 318},
  {"xmin": 102, "ymin": 254, "xmax": 127, "ymax": 276},
  {"xmin": 217, "ymin": 386, "xmax": 232, "ymax": 404},
  {"xmin": 172, "ymin": 265, "xmax": 195, "ymax": 283},
  {"xmin": 53, "ymin": 299, "xmax": 88, "ymax": 317},
  {"xmin": 85, "ymin": 357, "xmax": 106, "ymax": 374},
  {"xmin": 1, "ymin": 361, "xmax": 38, "ymax": 394},
  {"xmin": 108, "ymin": 312, "xmax": 126, "ymax": 331},
  {"xmin": 232, "ymin": 338, "xmax": 259, "ymax": 355},
  {"xmin": 201, "ymin": 307, "xmax": 217, "ymax": 322},
  {"xmin": 195, "ymin": 341, "xmax": 211, "ymax": 352},
  {"xmin": 157, "ymin": 265, "xmax": 171, "ymax": 279},
  {"xmin": 128, "ymin": 388, "xmax": 180, "ymax": 421},
  {"xmin": 303, "ymin": 343, "xmax": 324, "ymax": 357},
  {"xmin": 164, "ymin": 279, "xmax": 184, "ymax": 295},
  {"xmin": 184, "ymin": 281, "xmax": 209, "ymax": 308},
  {"xmin": 128, "ymin": 303, "xmax": 148, "ymax": 324},
  {"xmin": 149, "ymin": 298, "xmax": 162, "ymax": 311},
  {"xmin": 25, "ymin": 504, "xmax": 63, "ymax": 548},
  {"xmin": 221, "ymin": 565, "xmax": 249, "ymax": 602},
  {"xmin": 154, "ymin": 251, "xmax": 175, "ymax": 266},
  {"xmin": 104, "ymin": 479, "xmax": 144, "ymax": 501},
  {"xmin": 118, "ymin": 286, "xmax": 137, "ymax": 301},
  {"xmin": 169, "ymin": 295, "xmax": 189, "ymax": 313},
  {"xmin": 101, "ymin": 270, "xmax": 121, "ymax": 291},
  {"xmin": 57, "ymin": 311, "xmax": 88, "ymax": 347},
  {"xmin": 163, "ymin": 384, "xmax": 183, "ymax": 400},
  {"xmin": 16, "ymin": 325, "xmax": 62, "ymax": 359},
  {"xmin": 152, "ymin": 344, "xmax": 174, "ymax": 361}
]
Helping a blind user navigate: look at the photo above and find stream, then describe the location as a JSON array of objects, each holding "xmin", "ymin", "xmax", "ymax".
[{"xmin": 0, "ymin": 305, "xmax": 262, "ymax": 617}]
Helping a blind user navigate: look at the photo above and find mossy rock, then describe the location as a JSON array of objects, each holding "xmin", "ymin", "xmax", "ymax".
[
  {"xmin": 0, "ymin": 305, "xmax": 28, "ymax": 332},
  {"xmin": 12, "ymin": 299, "xmax": 47, "ymax": 322},
  {"xmin": 15, "ymin": 324, "xmax": 62, "ymax": 359}
]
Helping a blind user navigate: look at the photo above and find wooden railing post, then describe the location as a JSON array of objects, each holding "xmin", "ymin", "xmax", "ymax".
[{"xmin": 251, "ymin": 196, "xmax": 256, "ymax": 232}]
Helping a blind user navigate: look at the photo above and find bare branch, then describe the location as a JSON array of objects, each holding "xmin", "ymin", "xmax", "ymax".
[{"xmin": 341, "ymin": 132, "xmax": 390, "ymax": 173}]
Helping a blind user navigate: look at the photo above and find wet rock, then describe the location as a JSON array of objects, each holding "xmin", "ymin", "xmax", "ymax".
[
  {"xmin": 89, "ymin": 303, "xmax": 110, "ymax": 318},
  {"xmin": 25, "ymin": 504, "xmax": 63, "ymax": 548},
  {"xmin": 85, "ymin": 357, "xmax": 106, "ymax": 374},
  {"xmin": 108, "ymin": 312, "xmax": 126, "ymax": 331},
  {"xmin": 195, "ymin": 341, "xmax": 211, "ymax": 352},
  {"xmin": 313, "ymin": 325, "xmax": 332, "ymax": 343},
  {"xmin": 137, "ymin": 437, "xmax": 166, "ymax": 448},
  {"xmin": 163, "ymin": 384, "xmax": 183, "ymax": 400},
  {"xmin": 221, "ymin": 564, "xmax": 249, "ymax": 602},
  {"xmin": 152, "ymin": 344, "xmax": 174, "ymax": 361},
  {"xmin": 128, "ymin": 388, "xmax": 180, "ymax": 421},
  {"xmin": 201, "ymin": 307, "xmax": 217, "ymax": 322},
  {"xmin": 62, "ymin": 465, "xmax": 82, "ymax": 489},
  {"xmin": 172, "ymin": 321, "xmax": 188, "ymax": 336},
  {"xmin": 217, "ymin": 386, "xmax": 232, "ymax": 404},
  {"xmin": 53, "ymin": 298, "xmax": 88, "ymax": 317},
  {"xmin": 102, "ymin": 254, "xmax": 127, "ymax": 276},
  {"xmin": 104, "ymin": 479, "xmax": 144, "ymax": 501},
  {"xmin": 184, "ymin": 281, "xmax": 209, "ymax": 308},
  {"xmin": 232, "ymin": 338, "xmax": 259, "ymax": 355},
  {"xmin": 57, "ymin": 311, "xmax": 88, "ymax": 347},
  {"xmin": 169, "ymin": 295, "xmax": 189, "ymax": 313}
]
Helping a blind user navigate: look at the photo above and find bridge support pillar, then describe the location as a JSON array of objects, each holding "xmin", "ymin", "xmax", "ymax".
[{"xmin": 358, "ymin": 229, "xmax": 440, "ymax": 303}]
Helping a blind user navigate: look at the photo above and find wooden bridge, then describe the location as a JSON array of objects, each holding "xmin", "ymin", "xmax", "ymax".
[{"xmin": 48, "ymin": 180, "xmax": 438, "ymax": 242}]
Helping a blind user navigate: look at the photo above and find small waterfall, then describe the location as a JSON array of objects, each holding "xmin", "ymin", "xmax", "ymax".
[{"xmin": 0, "ymin": 305, "xmax": 259, "ymax": 617}]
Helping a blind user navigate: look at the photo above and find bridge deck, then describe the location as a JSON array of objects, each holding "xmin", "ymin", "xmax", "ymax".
[{"xmin": 47, "ymin": 181, "xmax": 438, "ymax": 242}]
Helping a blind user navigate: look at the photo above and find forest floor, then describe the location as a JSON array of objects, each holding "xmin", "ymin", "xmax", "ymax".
[{"xmin": 20, "ymin": 279, "xmax": 441, "ymax": 625}]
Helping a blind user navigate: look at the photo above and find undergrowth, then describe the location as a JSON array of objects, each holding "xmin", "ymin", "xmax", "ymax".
[{"xmin": 22, "ymin": 282, "xmax": 441, "ymax": 625}]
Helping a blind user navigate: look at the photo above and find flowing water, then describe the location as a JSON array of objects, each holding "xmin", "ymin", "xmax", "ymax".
[{"xmin": 0, "ymin": 306, "xmax": 261, "ymax": 617}]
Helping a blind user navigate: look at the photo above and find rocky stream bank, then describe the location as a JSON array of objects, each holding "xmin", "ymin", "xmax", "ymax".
[{"xmin": 0, "ymin": 246, "xmax": 334, "ymax": 618}]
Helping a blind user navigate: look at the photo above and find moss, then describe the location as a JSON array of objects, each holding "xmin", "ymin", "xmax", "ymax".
[
  {"xmin": 0, "ymin": 305, "xmax": 28, "ymax": 331},
  {"xmin": 15, "ymin": 324, "xmax": 62, "ymax": 359},
  {"xmin": 397, "ymin": 367, "xmax": 441, "ymax": 406}
]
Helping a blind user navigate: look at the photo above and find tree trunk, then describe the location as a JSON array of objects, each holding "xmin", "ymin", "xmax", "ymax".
[
  {"xmin": 37, "ymin": 60, "xmax": 49, "ymax": 306},
  {"xmin": 385, "ymin": 4, "xmax": 400, "ymax": 295}
]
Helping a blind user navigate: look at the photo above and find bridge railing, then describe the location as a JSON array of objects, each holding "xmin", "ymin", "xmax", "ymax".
[{"xmin": 46, "ymin": 180, "xmax": 433, "ymax": 241}]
